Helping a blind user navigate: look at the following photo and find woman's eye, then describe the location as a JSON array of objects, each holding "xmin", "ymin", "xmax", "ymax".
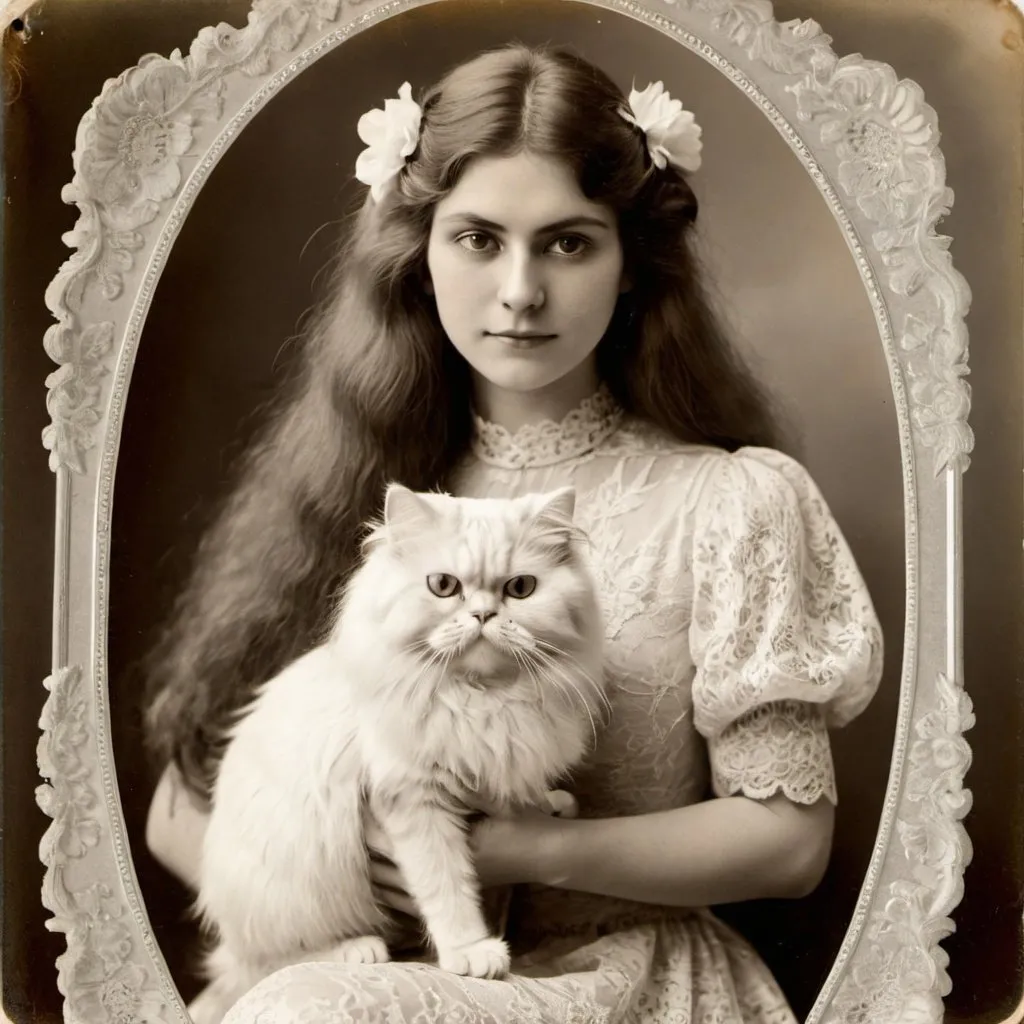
[
  {"xmin": 504, "ymin": 575, "xmax": 537, "ymax": 599},
  {"xmin": 456, "ymin": 232, "xmax": 497, "ymax": 253},
  {"xmin": 427, "ymin": 574, "xmax": 462, "ymax": 598},
  {"xmin": 549, "ymin": 235, "xmax": 589, "ymax": 257}
]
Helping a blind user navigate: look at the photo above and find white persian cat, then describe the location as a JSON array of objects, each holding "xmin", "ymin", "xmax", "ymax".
[{"xmin": 189, "ymin": 484, "xmax": 606, "ymax": 1023}]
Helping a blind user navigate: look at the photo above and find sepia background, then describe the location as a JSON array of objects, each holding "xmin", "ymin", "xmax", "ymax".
[{"xmin": 4, "ymin": 0, "xmax": 1021, "ymax": 1021}]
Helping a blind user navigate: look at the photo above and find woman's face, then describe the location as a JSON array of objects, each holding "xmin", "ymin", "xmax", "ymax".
[{"xmin": 425, "ymin": 151, "xmax": 627, "ymax": 403}]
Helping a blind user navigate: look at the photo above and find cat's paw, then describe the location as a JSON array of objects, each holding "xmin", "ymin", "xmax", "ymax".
[
  {"xmin": 438, "ymin": 937, "xmax": 510, "ymax": 979},
  {"xmin": 326, "ymin": 934, "xmax": 391, "ymax": 965}
]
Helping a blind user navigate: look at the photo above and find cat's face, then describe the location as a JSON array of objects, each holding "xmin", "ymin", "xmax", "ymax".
[{"xmin": 355, "ymin": 486, "xmax": 596, "ymax": 689}]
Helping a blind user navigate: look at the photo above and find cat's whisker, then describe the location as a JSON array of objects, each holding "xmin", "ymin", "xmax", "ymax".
[
  {"xmin": 531, "ymin": 635, "xmax": 609, "ymax": 692},
  {"xmin": 530, "ymin": 639, "xmax": 612, "ymax": 721},
  {"xmin": 511, "ymin": 647, "xmax": 546, "ymax": 714},
  {"xmin": 533, "ymin": 646, "xmax": 610, "ymax": 743},
  {"xmin": 386, "ymin": 660, "xmax": 441, "ymax": 698},
  {"xmin": 425, "ymin": 622, "xmax": 469, "ymax": 661},
  {"xmin": 428, "ymin": 649, "xmax": 456, "ymax": 702},
  {"xmin": 528, "ymin": 666, "xmax": 548, "ymax": 718},
  {"xmin": 381, "ymin": 644, "xmax": 447, "ymax": 704},
  {"xmin": 396, "ymin": 639, "xmax": 441, "ymax": 676},
  {"xmin": 555, "ymin": 679, "xmax": 600, "ymax": 747},
  {"xmin": 526, "ymin": 649, "xmax": 600, "ymax": 746},
  {"xmin": 406, "ymin": 650, "xmax": 444, "ymax": 688},
  {"xmin": 402, "ymin": 638, "xmax": 434, "ymax": 658}
]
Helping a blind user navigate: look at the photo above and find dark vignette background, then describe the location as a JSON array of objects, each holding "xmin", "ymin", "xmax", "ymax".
[{"xmin": 4, "ymin": 1, "xmax": 1021, "ymax": 1022}]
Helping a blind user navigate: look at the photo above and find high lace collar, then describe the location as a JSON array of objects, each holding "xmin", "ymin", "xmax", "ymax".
[{"xmin": 471, "ymin": 384, "xmax": 625, "ymax": 469}]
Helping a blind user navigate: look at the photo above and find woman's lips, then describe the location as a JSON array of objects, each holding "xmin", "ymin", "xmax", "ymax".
[{"xmin": 487, "ymin": 331, "xmax": 558, "ymax": 349}]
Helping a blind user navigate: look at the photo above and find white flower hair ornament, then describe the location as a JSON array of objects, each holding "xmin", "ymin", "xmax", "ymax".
[
  {"xmin": 354, "ymin": 82, "xmax": 424, "ymax": 202},
  {"xmin": 619, "ymin": 81, "xmax": 703, "ymax": 174}
]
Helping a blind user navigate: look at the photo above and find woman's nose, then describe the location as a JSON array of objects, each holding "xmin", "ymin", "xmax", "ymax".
[{"xmin": 498, "ymin": 252, "xmax": 545, "ymax": 312}]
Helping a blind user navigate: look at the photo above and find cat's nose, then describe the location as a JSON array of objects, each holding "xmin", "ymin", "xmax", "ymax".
[{"xmin": 471, "ymin": 611, "xmax": 497, "ymax": 624}]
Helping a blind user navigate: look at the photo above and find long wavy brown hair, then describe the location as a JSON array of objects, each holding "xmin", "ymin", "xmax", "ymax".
[{"xmin": 143, "ymin": 42, "xmax": 782, "ymax": 801}]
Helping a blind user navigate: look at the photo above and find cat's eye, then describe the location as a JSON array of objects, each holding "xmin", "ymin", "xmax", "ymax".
[
  {"xmin": 427, "ymin": 573, "xmax": 462, "ymax": 598},
  {"xmin": 504, "ymin": 575, "xmax": 537, "ymax": 599}
]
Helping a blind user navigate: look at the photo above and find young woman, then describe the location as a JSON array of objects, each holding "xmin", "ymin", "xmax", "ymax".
[{"xmin": 144, "ymin": 43, "xmax": 883, "ymax": 1023}]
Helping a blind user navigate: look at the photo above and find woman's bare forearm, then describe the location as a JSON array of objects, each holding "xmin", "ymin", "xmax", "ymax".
[
  {"xmin": 145, "ymin": 763, "xmax": 210, "ymax": 890},
  {"xmin": 531, "ymin": 793, "xmax": 834, "ymax": 907},
  {"xmin": 147, "ymin": 763, "xmax": 833, "ymax": 912}
]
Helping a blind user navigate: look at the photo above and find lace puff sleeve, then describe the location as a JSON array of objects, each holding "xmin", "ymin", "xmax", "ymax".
[{"xmin": 688, "ymin": 448, "xmax": 884, "ymax": 806}]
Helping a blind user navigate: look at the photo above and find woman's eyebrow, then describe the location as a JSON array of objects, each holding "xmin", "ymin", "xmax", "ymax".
[{"xmin": 436, "ymin": 213, "xmax": 613, "ymax": 233}]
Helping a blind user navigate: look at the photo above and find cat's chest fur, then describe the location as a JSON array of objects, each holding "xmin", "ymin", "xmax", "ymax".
[
  {"xmin": 356, "ymin": 673, "xmax": 590, "ymax": 808},
  {"xmin": 229, "ymin": 647, "xmax": 591, "ymax": 813}
]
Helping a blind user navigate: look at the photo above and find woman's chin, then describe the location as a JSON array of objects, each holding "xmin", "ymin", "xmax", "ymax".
[{"xmin": 469, "ymin": 356, "xmax": 564, "ymax": 395}]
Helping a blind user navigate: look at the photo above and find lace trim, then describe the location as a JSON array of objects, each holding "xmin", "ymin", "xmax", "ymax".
[
  {"xmin": 471, "ymin": 385, "xmax": 625, "ymax": 469},
  {"xmin": 707, "ymin": 700, "xmax": 838, "ymax": 805}
]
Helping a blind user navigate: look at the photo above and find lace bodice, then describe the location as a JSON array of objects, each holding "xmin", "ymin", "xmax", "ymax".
[{"xmin": 454, "ymin": 387, "xmax": 883, "ymax": 937}]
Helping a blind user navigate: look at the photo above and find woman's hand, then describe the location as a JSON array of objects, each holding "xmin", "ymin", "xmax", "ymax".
[
  {"xmin": 467, "ymin": 790, "xmax": 577, "ymax": 888},
  {"xmin": 367, "ymin": 790, "xmax": 578, "ymax": 917}
]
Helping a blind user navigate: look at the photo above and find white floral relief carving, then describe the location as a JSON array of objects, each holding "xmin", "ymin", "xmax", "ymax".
[
  {"xmin": 696, "ymin": 0, "xmax": 837, "ymax": 78},
  {"xmin": 42, "ymin": 0, "xmax": 346, "ymax": 474},
  {"xmin": 824, "ymin": 674, "xmax": 974, "ymax": 1024},
  {"xmin": 187, "ymin": 0, "xmax": 344, "ymax": 80},
  {"xmin": 36, "ymin": 667, "xmax": 168, "ymax": 1024},
  {"xmin": 787, "ymin": 59, "xmax": 973, "ymax": 476},
  {"xmin": 42, "ymin": 322, "xmax": 115, "ymax": 473}
]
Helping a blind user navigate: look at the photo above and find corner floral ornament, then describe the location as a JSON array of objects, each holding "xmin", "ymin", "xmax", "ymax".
[
  {"xmin": 355, "ymin": 82, "xmax": 423, "ymax": 202},
  {"xmin": 619, "ymin": 81, "xmax": 703, "ymax": 174}
]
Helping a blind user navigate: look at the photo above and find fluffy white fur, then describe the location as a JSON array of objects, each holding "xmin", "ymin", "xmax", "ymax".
[{"xmin": 190, "ymin": 485, "xmax": 606, "ymax": 1023}]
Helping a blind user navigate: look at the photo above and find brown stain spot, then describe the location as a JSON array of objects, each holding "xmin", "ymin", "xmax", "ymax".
[{"xmin": 981, "ymin": 0, "xmax": 1024, "ymax": 55}]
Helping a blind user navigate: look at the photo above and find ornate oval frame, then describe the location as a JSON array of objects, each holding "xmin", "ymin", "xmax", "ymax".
[{"xmin": 37, "ymin": 0, "xmax": 975, "ymax": 1021}]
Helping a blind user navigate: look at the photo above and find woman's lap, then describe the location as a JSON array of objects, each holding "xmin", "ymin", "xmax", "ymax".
[{"xmin": 220, "ymin": 959, "xmax": 610, "ymax": 1024}]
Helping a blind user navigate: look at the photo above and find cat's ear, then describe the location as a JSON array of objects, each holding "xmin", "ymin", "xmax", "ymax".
[
  {"xmin": 535, "ymin": 487, "xmax": 576, "ymax": 524},
  {"xmin": 524, "ymin": 488, "xmax": 578, "ymax": 563},
  {"xmin": 384, "ymin": 484, "xmax": 440, "ymax": 536}
]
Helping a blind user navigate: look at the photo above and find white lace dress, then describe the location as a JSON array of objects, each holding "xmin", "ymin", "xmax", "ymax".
[{"xmin": 222, "ymin": 387, "xmax": 884, "ymax": 1024}]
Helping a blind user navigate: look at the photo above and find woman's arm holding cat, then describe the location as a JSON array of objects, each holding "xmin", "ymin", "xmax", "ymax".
[
  {"xmin": 471, "ymin": 792, "xmax": 834, "ymax": 906},
  {"xmin": 150, "ymin": 760, "xmax": 832, "ymax": 911},
  {"xmin": 372, "ymin": 792, "xmax": 833, "ymax": 915},
  {"xmin": 145, "ymin": 763, "xmax": 209, "ymax": 889}
]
